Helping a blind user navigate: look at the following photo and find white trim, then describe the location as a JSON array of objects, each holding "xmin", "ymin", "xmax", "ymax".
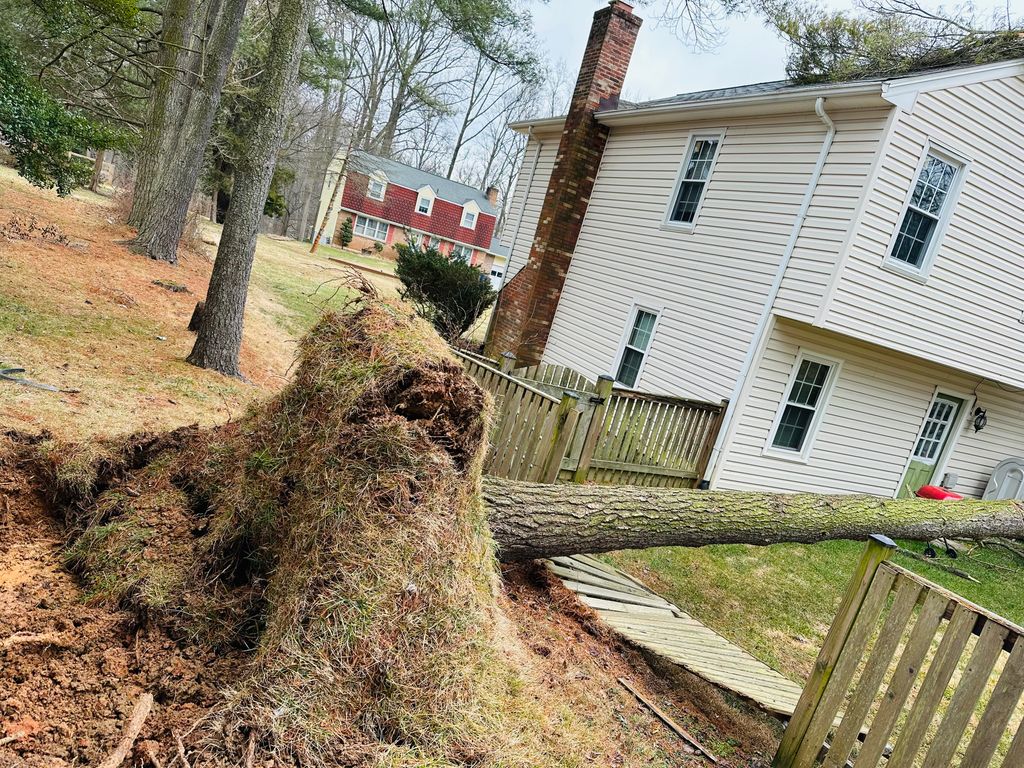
[
  {"xmin": 610, "ymin": 300, "xmax": 664, "ymax": 390},
  {"xmin": 353, "ymin": 214, "xmax": 389, "ymax": 241},
  {"xmin": 815, "ymin": 106, "xmax": 900, "ymax": 327},
  {"xmin": 762, "ymin": 349, "xmax": 842, "ymax": 464},
  {"xmin": 893, "ymin": 386, "xmax": 975, "ymax": 498},
  {"xmin": 881, "ymin": 140, "xmax": 970, "ymax": 281},
  {"xmin": 461, "ymin": 200, "xmax": 481, "ymax": 230},
  {"xmin": 337, "ymin": 206, "xmax": 500, "ymax": 257},
  {"xmin": 661, "ymin": 130, "xmax": 725, "ymax": 232},
  {"xmin": 367, "ymin": 172, "xmax": 388, "ymax": 201},
  {"xmin": 881, "ymin": 60, "xmax": 1024, "ymax": 114}
]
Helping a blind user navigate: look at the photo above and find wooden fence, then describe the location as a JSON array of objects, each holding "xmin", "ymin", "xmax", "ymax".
[
  {"xmin": 774, "ymin": 536, "xmax": 1024, "ymax": 768},
  {"xmin": 452, "ymin": 350, "xmax": 579, "ymax": 482},
  {"xmin": 452, "ymin": 357, "xmax": 726, "ymax": 488}
]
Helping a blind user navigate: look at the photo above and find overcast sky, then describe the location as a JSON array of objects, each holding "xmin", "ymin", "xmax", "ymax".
[{"xmin": 529, "ymin": 0, "xmax": 1024, "ymax": 103}]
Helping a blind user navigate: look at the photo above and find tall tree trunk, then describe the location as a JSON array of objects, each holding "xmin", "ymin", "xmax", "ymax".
[
  {"xmin": 128, "ymin": 0, "xmax": 197, "ymax": 227},
  {"xmin": 130, "ymin": 0, "xmax": 247, "ymax": 263},
  {"xmin": 187, "ymin": 0, "xmax": 312, "ymax": 375},
  {"xmin": 481, "ymin": 478, "xmax": 1024, "ymax": 562},
  {"xmin": 89, "ymin": 150, "xmax": 106, "ymax": 192}
]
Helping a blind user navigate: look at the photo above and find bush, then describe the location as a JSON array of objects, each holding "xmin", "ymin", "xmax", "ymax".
[
  {"xmin": 339, "ymin": 217, "xmax": 353, "ymax": 247},
  {"xmin": 395, "ymin": 242, "xmax": 496, "ymax": 341}
]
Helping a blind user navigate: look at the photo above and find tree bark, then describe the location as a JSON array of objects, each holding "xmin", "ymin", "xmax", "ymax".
[
  {"xmin": 130, "ymin": 0, "xmax": 247, "ymax": 263},
  {"xmin": 187, "ymin": 0, "xmax": 312, "ymax": 375},
  {"xmin": 482, "ymin": 478, "xmax": 1024, "ymax": 562}
]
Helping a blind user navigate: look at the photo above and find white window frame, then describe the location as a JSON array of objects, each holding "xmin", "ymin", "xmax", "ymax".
[
  {"xmin": 461, "ymin": 208, "xmax": 477, "ymax": 229},
  {"xmin": 611, "ymin": 301, "xmax": 662, "ymax": 390},
  {"xmin": 661, "ymin": 129, "xmax": 725, "ymax": 232},
  {"xmin": 354, "ymin": 215, "xmax": 388, "ymax": 241},
  {"xmin": 451, "ymin": 243, "xmax": 472, "ymax": 262},
  {"xmin": 882, "ymin": 141, "xmax": 969, "ymax": 282},
  {"xmin": 763, "ymin": 350, "xmax": 842, "ymax": 463},
  {"xmin": 367, "ymin": 174, "xmax": 387, "ymax": 201}
]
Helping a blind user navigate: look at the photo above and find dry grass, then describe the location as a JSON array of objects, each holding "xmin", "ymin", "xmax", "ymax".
[{"xmin": 0, "ymin": 166, "xmax": 399, "ymax": 440}]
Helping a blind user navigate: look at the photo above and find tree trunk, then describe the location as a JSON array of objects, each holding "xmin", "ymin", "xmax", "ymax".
[
  {"xmin": 187, "ymin": 0, "xmax": 312, "ymax": 375},
  {"xmin": 482, "ymin": 478, "xmax": 1024, "ymax": 562},
  {"xmin": 309, "ymin": 148, "xmax": 349, "ymax": 253},
  {"xmin": 89, "ymin": 150, "xmax": 106, "ymax": 192},
  {"xmin": 130, "ymin": 0, "xmax": 247, "ymax": 263}
]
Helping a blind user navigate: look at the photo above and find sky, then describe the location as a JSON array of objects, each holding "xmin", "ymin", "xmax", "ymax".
[{"xmin": 529, "ymin": 0, "xmax": 1024, "ymax": 103}]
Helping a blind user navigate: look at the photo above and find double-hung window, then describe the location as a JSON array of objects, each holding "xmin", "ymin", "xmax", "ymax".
[
  {"xmin": 768, "ymin": 354, "xmax": 838, "ymax": 459},
  {"xmin": 887, "ymin": 150, "xmax": 963, "ymax": 274},
  {"xmin": 615, "ymin": 308, "xmax": 658, "ymax": 388},
  {"xmin": 667, "ymin": 134, "xmax": 721, "ymax": 226},
  {"xmin": 416, "ymin": 196, "xmax": 432, "ymax": 215},
  {"xmin": 367, "ymin": 177, "xmax": 386, "ymax": 200},
  {"xmin": 461, "ymin": 209, "xmax": 477, "ymax": 229},
  {"xmin": 451, "ymin": 243, "xmax": 472, "ymax": 262},
  {"xmin": 354, "ymin": 215, "xmax": 388, "ymax": 241}
]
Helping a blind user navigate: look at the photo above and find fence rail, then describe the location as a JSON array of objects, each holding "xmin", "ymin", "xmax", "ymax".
[
  {"xmin": 774, "ymin": 536, "xmax": 1024, "ymax": 768},
  {"xmin": 453, "ymin": 350, "xmax": 579, "ymax": 482},
  {"xmin": 469, "ymin": 357, "xmax": 727, "ymax": 488}
]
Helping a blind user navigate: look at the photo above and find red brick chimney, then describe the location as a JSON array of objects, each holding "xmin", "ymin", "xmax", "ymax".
[
  {"xmin": 487, "ymin": 1, "xmax": 641, "ymax": 364},
  {"xmin": 485, "ymin": 185, "xmax": 500, "ymax": 207}
]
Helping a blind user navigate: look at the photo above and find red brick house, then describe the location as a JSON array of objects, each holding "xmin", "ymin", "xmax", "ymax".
[{"xmin": 330, "ymin": 151, "xmax": 509, "ymax": 282}]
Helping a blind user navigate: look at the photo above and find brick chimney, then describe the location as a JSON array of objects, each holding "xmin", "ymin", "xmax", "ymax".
[
  {"xmin": 487, "ymin": 1, "xmax": 641, "ymax": 364},
  {"xmin": 485, "ymin": 185, "xmax": 500, "ymax": 207}
]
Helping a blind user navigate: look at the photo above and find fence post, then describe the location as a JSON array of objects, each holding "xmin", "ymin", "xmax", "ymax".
[
  {"xmin": 572, "ymin": 375, "xmax": 614, "ymax": 484},
  {"xmin": 773, "ymin": 535, "xmax": 897, "ymax": 768},
  {"xmin": 500, "ymin": 351, "xmax": 517, "ymax": 374},
  {"xmin": 538, "ymin": 391, "xmax": 581, "ymax": 483},
  {"xmin": 694, "ymin": 399, "xmax": 729, "ymax": 486}
]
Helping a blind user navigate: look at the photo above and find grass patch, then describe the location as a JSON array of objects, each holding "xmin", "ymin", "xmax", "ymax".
[
  {"xmin": 607, "ymin": 538, "xmax": 1024, "ymax": 682},
  {"xmin": 315, "ymin": 242, "xmax": 395, "ymax": 274}
]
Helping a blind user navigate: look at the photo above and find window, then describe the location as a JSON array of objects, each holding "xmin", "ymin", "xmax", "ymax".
[
  {"xmin": 416, "ymin": 196, "xmax": 432, "ymax": 215},
  {"xmin": 367, "ymin": 177, "xmax": 386, "ymax": 201},
  {"xmin": 768, "ymin": 354, "xmax": 837, "ymax": 458},
  {"xmin": 451, "ymin": 243, "xmax": 472, "ymax": 262},
  {"xmin": 913, "ymin": 396, "xmax": 960, "ymax": 464},
  {"xmin": 887, "ymin": 151, "xmax": 963, "ymax": 273},
  {"xmin": 615, "ymin": 308, "xmax": 658, "ymax": 388},
  {"xmin": 667, "ymin": 134, "xmax": 721, "ymax": 226},
  {"xmin": 461, "ymin": 209, "xmax": 477, "ymax": 229},
  {"xmin": 354, "ymin": 215, "xmax": 388, "ymax": 241}
]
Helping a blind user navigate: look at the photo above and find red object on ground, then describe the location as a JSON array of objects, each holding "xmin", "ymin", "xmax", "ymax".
[{"xmin": 916, "ymin": 485, "xmax": 964, "ymax": 500}]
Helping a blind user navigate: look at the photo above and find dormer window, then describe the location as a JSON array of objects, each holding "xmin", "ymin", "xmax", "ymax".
[
  {"xmin": 415, "ymin": 186, "xmax": 434, "ymax": 215},
  {"xmin": 461, "ymin": 209, "xmax": 477, "ymax": 229},
  {"xmin": 367, "ymin": 175, "xmax": 387, "ymax": 201}
]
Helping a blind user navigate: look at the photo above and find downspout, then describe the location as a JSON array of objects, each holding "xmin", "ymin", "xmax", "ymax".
[
  {"xmin": 483, "ymin": 125, "xmax": 541, "ymax": 345},
  {"xmin": 704, "ymin": 97, "xmax": 836, "ymax": 487}
]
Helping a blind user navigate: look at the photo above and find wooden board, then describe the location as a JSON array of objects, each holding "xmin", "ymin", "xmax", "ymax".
[{"xmin": 548, "ymin": 555, "xmax": 806, "ymax": 718}]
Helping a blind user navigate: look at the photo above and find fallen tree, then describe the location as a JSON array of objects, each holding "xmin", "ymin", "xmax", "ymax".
[{"xmin": 483, "ymin": 478, "xmax": 1024, "ymax": 562}]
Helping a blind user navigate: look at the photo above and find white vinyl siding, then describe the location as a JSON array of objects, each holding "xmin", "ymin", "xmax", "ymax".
[
  {"xmin": 821, "ymin": 73, "xmax": 1024, "ymax": 388},
  {"xmin": 354, "ymin": 215, "xmax": 388, "ymax": 241},
  {"xmin": 773, "ymin": 107, "xmax": 893, "ymax": 323},
  {"xmin": 718, "ymin": 317, "xmax": 1024, "ymax": 498},
  {"xmin": 498, "ymin": 133, "xmax": 559, "ymax": 284},
  {"xmin": 541, "ymin": 111, "xmax": 845, "ymax": 401}
]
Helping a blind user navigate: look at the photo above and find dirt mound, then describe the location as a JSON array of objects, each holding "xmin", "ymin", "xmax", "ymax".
[{"xmin": 0, "ymin": 449, "xmax": 248, "ymax": 766}]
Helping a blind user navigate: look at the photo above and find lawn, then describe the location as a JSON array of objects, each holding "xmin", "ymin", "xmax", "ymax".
[{"xmin": 606, "ymin": 537, "xmax": 1024, "ymax": 683}]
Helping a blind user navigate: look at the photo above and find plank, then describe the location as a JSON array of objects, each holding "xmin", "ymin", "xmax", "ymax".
[
  {"xmin": 921, "ymin": 619, "xmax": 1010, "ymax": 768},
  {"xmin": 618, "ymin": 677, "xmax": 719, "ymax": 762},
  {"xmin": 856, "ymin": 589, "xmax": 951, "ymax": 767},
  {"xmin": 822, "ymin": 576, "xmax": 924, "ymax": 768},
  {"xmin": 958, "ymin": 639, "xmax": 1024, "ymax": 768}
]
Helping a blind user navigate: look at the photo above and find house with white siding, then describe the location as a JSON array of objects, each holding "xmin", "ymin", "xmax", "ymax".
[{"xmin": 488, "ymin": 1, "xmax": 1024, "ymax": 500}]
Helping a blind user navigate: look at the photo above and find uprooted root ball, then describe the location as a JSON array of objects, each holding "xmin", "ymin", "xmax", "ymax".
[{"xmin": 37, "ymin": 297, "xmax": 542, "ymax": 765}]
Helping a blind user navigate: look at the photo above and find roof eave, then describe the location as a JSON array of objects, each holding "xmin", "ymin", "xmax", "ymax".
[
  {"xmin": 595, "ymin": 82, "xmax": 887, "ymax": 126},
  {"xmin": 507, "ymin": 115, "xmax": 567, "ymax": 133}
]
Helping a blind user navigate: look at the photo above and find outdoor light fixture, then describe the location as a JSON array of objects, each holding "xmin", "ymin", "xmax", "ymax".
[{"xmin": 973, "ymin": 407, "xmax": 988, "ymax": 433}]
